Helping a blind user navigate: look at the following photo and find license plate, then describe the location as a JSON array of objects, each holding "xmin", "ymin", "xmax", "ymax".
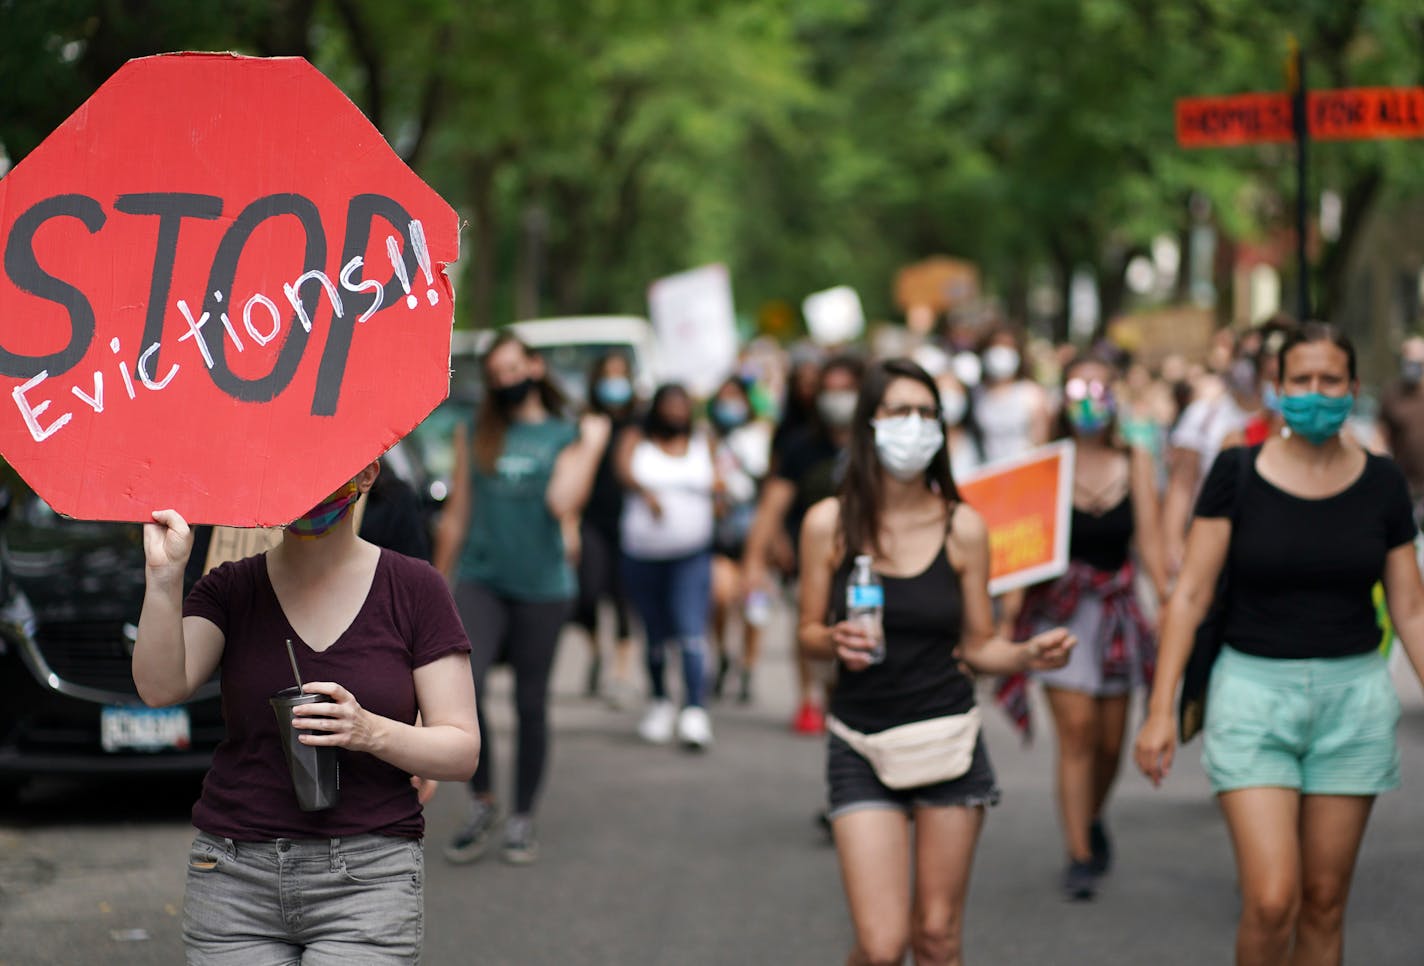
[{"xmin": 101, "ymin": 706, "xmax": 191, "ymax": 753}]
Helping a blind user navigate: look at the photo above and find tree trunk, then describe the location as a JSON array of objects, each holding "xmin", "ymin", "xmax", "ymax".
[
  {"xmin": 466, "ymin": 160, "xmax": 498, "ymax": 330},
  {"xmin": 1317, "ymin": 166, "xmax": 1382, "ymax": 322}
]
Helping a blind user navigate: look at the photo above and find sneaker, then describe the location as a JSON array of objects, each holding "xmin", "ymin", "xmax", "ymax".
[
  {"xmin": 791, "ymin": 701, "xmax": 825, "ymax": 736},
  {"xmin": 1089, "ymin": 819, "xmax": 1112, "ymax": 875},
  {"xmin": 1063, "ymin": 859, "xmax": 1097, "ymax": 901},
  {"xmin": 638, "ymin": 700, "xmax": 677, "ymax": 744},
  {"xmin": 501, "ymin": 814, "xmax": 539, "ymax": 866},
  {"xmin": 443, "ymin": 798, "xmax": 499, "ymax": 864},
  {"xmin": 736, "ymin": 669, "xmax": 754, "ymax": 705},
  {"xmin": 676, "ymin": 706, "xmax": 713, "ymax": 751}
]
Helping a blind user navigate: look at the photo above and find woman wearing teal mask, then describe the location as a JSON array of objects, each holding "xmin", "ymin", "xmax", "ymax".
[
  {"xmin": 1137, "ymin": 323, "xmax": 1424, "ymax": 966},
  {"xmin": 572, "ymin": 353, "xmax": 640, "ymax": 709}
]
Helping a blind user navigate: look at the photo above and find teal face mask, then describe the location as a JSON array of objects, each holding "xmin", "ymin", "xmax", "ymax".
[{"xmin": 1280, "ymin": 392, "xmax": 1353, "ymax": 445}]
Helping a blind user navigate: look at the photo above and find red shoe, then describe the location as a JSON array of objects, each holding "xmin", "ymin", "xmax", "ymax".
[{"xmin": 791, "ymin": 701, "xmax": 825, "ymax": 735}]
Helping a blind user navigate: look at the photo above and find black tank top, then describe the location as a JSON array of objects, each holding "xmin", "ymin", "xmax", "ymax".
[
  {"xmin": 827, "ymin": 541, "xmax": 973, "ymax": 733},
  {"xmin": 1068, "ymin": 494, "xmax": 1133, "ymax": 572}
]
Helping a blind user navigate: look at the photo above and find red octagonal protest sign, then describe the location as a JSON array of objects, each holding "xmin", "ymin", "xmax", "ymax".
[{"xmin": 0, "ymin": 53, "xmax": 458, "ymax": 525}]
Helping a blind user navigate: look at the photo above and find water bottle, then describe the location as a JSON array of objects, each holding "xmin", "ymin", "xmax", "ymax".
[{"xmin": 846, "ymin": 554, "xmax": 885, "ymax": 665}]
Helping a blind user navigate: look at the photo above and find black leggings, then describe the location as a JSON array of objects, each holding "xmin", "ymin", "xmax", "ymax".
[
  {"xmin": 572, "ymin": 522, "xmax": 633, "ymax": 639},
  {"xmin": 455, "ymin": 581, "xmax": 571, "ymax": 816}
]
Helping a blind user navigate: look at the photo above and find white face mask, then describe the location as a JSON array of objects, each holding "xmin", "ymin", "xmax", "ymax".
[
  {"xmin": 872, "ymin": 414, "xmax": 945, "ymax": 481},
  {"xmin": 952, "ymin": 351, "xmax": 982, "ymax": 388},
  {"xmin": 817, "ymin": 389, "xmax": 858, "ymax": 429},
  {"xmin": 983, "ymin": 345, "xmax": 1020, "ymax": 382},
  {"xmin": 939, "ymin": 387, "xmax": 967, "ymax": 427}
]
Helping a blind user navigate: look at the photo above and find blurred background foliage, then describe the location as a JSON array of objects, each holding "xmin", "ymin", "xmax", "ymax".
[{"xmin": 2, "ymin": 0, "xmax": 1422, "ymax": 339}]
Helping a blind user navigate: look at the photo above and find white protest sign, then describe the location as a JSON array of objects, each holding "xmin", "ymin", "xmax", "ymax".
[
  {"xmin": 647, "ymin": 264, "xmax": 738, "ymax": 397},
  {"xmin": 802, "ymin": 285, "xmax": 866, "ymax": 346}
]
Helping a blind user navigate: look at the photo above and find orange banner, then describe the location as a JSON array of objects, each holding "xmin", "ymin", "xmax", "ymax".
[
  {"xmin": 957, "ymin": 442, "xmax": 1074, "ymax": 596},
  {"xmin": 1178, "ymin": 87, "xmax": 1424, "ymax": 147},
  {"xmin": 1176, "ymin": 93, "xmax": 1293, "ymax": 148},
  {"xmin": 1310, "ymin": 87, "xmax": 1424, "ymax": 141}
]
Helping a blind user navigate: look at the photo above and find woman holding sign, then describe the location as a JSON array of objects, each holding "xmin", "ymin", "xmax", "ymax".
[
  {"xmin": 134, "ymin": 462, "xmax": 479, "ymax": 964},
  {"xmin": 999, "ymin": 353, "xmax": 1169, "ymax": 901},
  {"xmin": 1136, "ymin": 325, "xmax": 1424, "ymax": 966},
  {"xmin": 435, "ymin": 333, "xmax": 610, "ymax": 866},
  {"xmin": 798, "ymin": 358, "xmax": 1074, "ymax": 966}
]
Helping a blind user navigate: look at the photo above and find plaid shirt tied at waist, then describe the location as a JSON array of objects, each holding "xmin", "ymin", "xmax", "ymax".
[{"xmin": 994, "ymin": 559, "xmax": 1156, "ymax": 740}]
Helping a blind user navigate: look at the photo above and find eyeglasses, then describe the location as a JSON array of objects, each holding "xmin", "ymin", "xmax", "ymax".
[
  {"xmin": 1064, "ymin": 378, "xmax": 1110, "ymax": 402},
  {"xmin": 877, "ymin": 404, "xmax": 941, "ymax": 421}
]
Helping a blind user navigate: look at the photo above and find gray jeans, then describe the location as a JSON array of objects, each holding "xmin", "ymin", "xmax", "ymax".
[{"xmin": 182, "ymin": 831, "xmax": 423, "ymax": 965}]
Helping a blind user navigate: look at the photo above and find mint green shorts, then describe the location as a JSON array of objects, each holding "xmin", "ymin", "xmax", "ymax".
[{"xmin": 1202, "ymin": 646, "xmax": 1401, "ymax": 796}]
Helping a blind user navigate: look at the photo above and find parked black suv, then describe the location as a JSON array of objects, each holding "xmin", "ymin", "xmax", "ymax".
[{"xmin": 0, "ymin": 489, "xmax": 223, "ymax": 803}]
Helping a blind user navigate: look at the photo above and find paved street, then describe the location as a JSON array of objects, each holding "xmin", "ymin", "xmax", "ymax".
[{"xmin": 2, "ymin": 604, "xmax": 1422, "ymax": 965}]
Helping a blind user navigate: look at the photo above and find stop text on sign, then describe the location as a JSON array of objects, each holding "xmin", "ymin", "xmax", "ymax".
[
  {"xmin": 1175, "ymin": 86, "xmax": 1424, "ymax": 148},
  {"xmin": 3, "ymin": 190, "xmax": 439, "ymax": 444}
]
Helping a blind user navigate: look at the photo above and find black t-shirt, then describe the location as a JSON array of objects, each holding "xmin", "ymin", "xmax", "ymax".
[
  {"xmin": 776, "ymin": 427, "xmax": 846, "ymax": 547},
  {"xmin": 1194, "ymin": 447, "xmax": 1417, "ymax": 659}
]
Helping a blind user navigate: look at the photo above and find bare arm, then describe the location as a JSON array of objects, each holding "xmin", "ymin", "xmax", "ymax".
[
  {"xmin": 1133, "ymin": 516, "xmax": 1231, "ymax": 786},
  {"xmin": 133, "ymin": 510, "xmax": 225, "ymax": 707},
  {"xmin": 1383, "ymin": 541, "xmax": 1424, "ymax": 688},
  {"xmin": 294, "ymin": 651, "xmax": 480, "ymax": 782},
  {"xmin": 742, "ymin": 476, "xmax": 796, "ymax": 585},
  {"xmin": 546, "ymin": 413, "xmax": 612, "ymax": 520},
  {"xmin": 951, "ymin": 505, "xmax": 1074, "ymax": 675},
  {"xmin": 1129, "ymin": 446, "xmax": 1170, "ymax": 602},
  {"xmin": 796, "ymin": 498, "xmax": 841, "ymax": 661},
  {"xmin": 1161, "ymin": 445, "xmax": 1201, "ymax": 574},
  {"xmin": 432, "ymin": 425, "xmax": 471, "ymax": 580},
  {"xmin": 1028, "ymin": 383, "xmax": 1053, "ymax": 447}
]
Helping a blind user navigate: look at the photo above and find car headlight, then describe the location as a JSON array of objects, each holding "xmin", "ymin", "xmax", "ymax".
[{"xmin": 0, "ymin": 577, "xmax": 37, "ymax": 654}]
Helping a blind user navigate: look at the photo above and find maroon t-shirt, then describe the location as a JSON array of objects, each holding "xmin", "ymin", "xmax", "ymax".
[{"xmin": 184, "ymin": 548, "xmax": 470, "ymax": 840}]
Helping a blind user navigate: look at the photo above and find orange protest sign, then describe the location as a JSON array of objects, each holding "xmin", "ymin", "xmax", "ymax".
[
  {"xmin": 1309, "ymin": 87, "xmax": 1424, "ymax": 141},
  {"xmin": 957, "ymin": 442, "xmax": 1074, "ymax": 596},
  {"xmin": 1177, "ymin": 87, "xmax": 1424, "ymax": 147},
  {"xmin": 1175, "ymin": 93, "xmax": 1293, "ymax": 148}
]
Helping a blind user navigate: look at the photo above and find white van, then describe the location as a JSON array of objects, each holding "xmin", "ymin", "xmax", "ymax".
[{"xmin": 452, "ymin": 315, "xmax": 658, "ymax": 405}]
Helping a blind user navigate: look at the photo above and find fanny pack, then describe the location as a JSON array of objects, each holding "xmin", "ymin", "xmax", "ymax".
[{"xmin": 827, "ymin": 707, "xmax": 982, "ymax": 789}]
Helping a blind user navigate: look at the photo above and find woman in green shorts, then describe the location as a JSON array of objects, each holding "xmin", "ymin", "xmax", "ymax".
[{"xmin": 1135, "ymin": 323, "xmax": 1424, "ymax": 966}]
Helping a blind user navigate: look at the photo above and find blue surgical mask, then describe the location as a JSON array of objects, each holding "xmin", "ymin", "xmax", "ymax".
[
  {"xmin": 1280, "ymin": 392, "xmax": 1353, "ymax": 445},
  {"xmin": 711, "ymin": 399, "xmax": 749, "ymax": 431},
  {"xmin": 1262, "ymin": 383, "xmax": 1282, "ymax": 415},
  {"xmin": 595, "ymin": 376, "xmax": 633, "ymax": 408}
]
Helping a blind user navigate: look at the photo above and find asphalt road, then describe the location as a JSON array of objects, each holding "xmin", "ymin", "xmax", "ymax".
[{"xmin": 2, "ymin": 604, "xmax": 1422, "ymax": 965}]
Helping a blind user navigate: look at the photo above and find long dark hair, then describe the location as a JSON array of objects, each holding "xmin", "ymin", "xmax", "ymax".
[
  {"xmin": 644, "ymin": 383, "xmax": 692, "ymax": 439},
  {"xmin": 474, "ymin": 333, "xmax": 568, "ymax": 472},
  {"xmin": 839, "ymin": 358, "xmax": 960, "ymax": 558}
]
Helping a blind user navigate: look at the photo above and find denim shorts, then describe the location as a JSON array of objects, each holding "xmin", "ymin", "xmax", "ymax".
[
  {"xmin": 826, "ymin": 731, "xmax": 1001, "ymax": 820},
  {"xmin": 182, "ymin": 831, "xmax": 424, "ymax": 965},
  {"xmin": 1203, "ymin": 646, "xmax": 1401, "ymax": 796}
]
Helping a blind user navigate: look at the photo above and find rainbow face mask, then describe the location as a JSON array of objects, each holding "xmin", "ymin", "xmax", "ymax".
[{"xmin": 287, "ymin": 481, "xmax": 360, "ymax": 539}]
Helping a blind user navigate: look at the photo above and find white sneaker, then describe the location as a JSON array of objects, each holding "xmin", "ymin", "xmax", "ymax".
[
  {"xmin": 638, "ymin": 700, "xmax": 677, "ymax": 744},
  {"xmin": 676, "ymin": 706, "xmax": 713, "ymax": 751}
]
